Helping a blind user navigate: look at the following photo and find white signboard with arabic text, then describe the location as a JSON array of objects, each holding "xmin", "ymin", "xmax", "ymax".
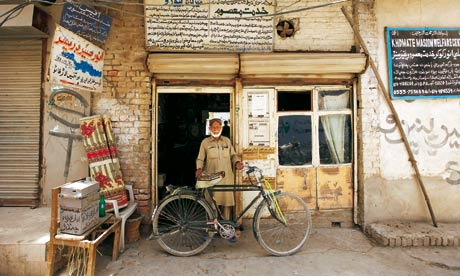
[
  {"xmin": 50, "ymin": 26, "xmax": 104, "ymax": 92},
  {"xmin": 145, "ymin": 0, "xmax": 275, "ymax": 52}
]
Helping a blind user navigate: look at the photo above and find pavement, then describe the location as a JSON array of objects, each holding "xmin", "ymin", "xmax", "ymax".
[
  {"xmin": 1, "ymin": 206, "xmax": 458, "ymax": 276},
  {"xmin": 81, "ymin": 222, "xmax": 460, "ymax": 276}
]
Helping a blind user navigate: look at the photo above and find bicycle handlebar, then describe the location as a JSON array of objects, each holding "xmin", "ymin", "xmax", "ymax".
[{"xmin": 245, "ymin": 166, "xmax": 262, "ymax": 176}]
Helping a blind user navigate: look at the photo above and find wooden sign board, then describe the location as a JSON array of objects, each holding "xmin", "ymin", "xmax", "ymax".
[{"xmin": 242, "ymin": 147, "xmax": 275, "ymax": 160}]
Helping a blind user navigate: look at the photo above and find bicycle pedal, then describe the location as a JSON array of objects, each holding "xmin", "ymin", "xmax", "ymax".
[
  {"xmin": 228, "ymin": 237, "xmax": 238, "ymax": 243},
  {"xmin": 235, "ymin": 229, "xmax": 241, "ymax": 238}
]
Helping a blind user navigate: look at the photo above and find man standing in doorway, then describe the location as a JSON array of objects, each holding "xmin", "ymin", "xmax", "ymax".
[
  {"xmin": 222, "ymin": 120, "xmax": 230, "ymax": 138},
  {"xmin": 196, "ymin": 118, "xmax": 243, "ymax": 219}
]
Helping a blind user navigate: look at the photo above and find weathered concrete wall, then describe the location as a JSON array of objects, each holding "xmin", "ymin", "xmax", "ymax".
[
  {"xmin": 360, "ymin": 0, "xmax": 460, "ymax": 224},
  {"xmin": 37, "ymin": 2, "xmax": 152, "ymax": 218},
  {"xmin": 40, "ymin": 7, "xmax": 90, "ymax": 205},
  {"xmin": 274, "ymin": 0, "xmax": 354, "ymax": 51}
]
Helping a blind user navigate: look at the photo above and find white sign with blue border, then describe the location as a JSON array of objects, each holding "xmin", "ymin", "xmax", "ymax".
[{"xmin": 386, "ymin": 27, "xmax": 460, "ymax": 99}]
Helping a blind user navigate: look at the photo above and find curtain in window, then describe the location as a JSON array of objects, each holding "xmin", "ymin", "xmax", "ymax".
[{"xmin": 318, "ymin": 91, "xmax": 349, "ymax": 164}]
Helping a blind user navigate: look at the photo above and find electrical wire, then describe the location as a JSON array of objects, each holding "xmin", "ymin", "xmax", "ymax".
[
  {"xmin": 0, "ymin": 2, "xmax": 30, "ymax": 27},
  {"xmin": 92, "ymin": 0, "xmax": 350, "ymax": 21},
  {"xmin": 0, "ymin": 0, "xmax": 65, "ymax": 27},
  {"xmin": 1, "ymin": 0, "xmax": 350, "ymax": 22}
]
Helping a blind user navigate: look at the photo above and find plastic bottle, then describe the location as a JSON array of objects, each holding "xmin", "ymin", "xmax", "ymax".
[{"xmin": 99, "ymin": 195, "xmax": 106, "ymax": 217}]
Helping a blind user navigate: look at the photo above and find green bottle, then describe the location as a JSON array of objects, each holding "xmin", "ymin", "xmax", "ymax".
[{"xmin": 99, "ymin": 195, "xmax": 106, "ymax": 217}]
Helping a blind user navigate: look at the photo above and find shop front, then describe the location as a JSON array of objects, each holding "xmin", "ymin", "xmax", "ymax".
[{"xmin": 148, "ymin": 52, "xmax": 366, "ymax": 226}]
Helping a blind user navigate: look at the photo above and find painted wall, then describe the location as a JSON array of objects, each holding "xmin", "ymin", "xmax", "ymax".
[{"xmin": 361, "ymin": 0, "xmax": 460, "ymax": 224}]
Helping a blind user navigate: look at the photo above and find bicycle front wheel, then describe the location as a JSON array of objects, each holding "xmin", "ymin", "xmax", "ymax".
[
  {"xmin": 253, "ymin": 192, "xmax": 311, "ymax": 256},
  {"xmin": 152, "ymin": 194, "xmax": 215, "ymax": 256}
]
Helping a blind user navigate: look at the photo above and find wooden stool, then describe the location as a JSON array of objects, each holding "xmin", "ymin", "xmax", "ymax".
[{"xmin": 46, "ymin": 186, "xmax": 121, "ymax": 276}]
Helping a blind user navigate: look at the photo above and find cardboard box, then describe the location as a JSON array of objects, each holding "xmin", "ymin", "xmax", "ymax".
[
  {"xmin": 60, "ymin": 201, "xmax": 99, "ymax": 235},
  {"xmin": 60, "ymin": 179, "xmax": 99, "ymax": 199}
]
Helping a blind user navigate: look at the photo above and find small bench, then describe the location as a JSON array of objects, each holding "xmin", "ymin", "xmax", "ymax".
[{"xmin": 46, "ymin": 185, "xmax": 121, "ymax": 276}]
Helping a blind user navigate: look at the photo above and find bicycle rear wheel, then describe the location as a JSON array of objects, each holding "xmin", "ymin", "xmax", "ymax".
[
  {"xmin": 152, "ymin": 194, "xmax": 215, "ymax": 256},
  {"xmin": 253, "ymin": 192, "xmax": 311, "ymax": 256}
]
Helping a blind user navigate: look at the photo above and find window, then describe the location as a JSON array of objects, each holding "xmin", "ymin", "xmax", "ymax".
[
  {"xmin": 319, "ymin": 115, "xmax": 352, "ymax": 164},
  {"xmin": 318, "ymin": 90, "xmax": 350, "ymax": 111},
  {"xmin": 277, "ymin": 90, "xmax": 312, "ymax": 111},
  {"xmin": 278, "ymin": 115, "xmax": 312, "ymax": 165},
  {"xmin": 276, "ymin": 87, "xmax": 353, "ymax": 167}
]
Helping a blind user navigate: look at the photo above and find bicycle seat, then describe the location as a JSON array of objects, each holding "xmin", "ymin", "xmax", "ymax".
[{"xmin": 196, "ymin": 171, "xmax": 224, "ymax": 189}]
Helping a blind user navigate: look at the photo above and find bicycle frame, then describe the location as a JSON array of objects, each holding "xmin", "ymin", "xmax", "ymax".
[
  {"xmin": 152, "ymin": 167, "xmax": 283, "ymax": 236},
  {"xmin": 151, "ymin": 166, "xmax": 312, "ymax": 257},
  {"xmin": 204, "ymin": 184, "xmax": 264, "ymax": 224}
]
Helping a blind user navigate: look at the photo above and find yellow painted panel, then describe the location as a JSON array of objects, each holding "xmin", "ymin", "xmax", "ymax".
[
  {"xmin": 276, "ymin": 168, "xmax": 316, "ymax": 209},
  {"xmin": 317, "ymin": 166, "xmax": 353, "ymax": 209}
]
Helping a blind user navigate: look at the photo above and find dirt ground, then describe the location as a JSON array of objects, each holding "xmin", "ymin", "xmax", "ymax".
[{"xmin": 72, "ymin": 222, "xmax": 460, "ymax": 276}]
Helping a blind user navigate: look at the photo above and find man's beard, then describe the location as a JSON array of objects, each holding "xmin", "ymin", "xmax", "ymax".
[{"xmin": 211, "ymin": 129, "xmax": 222, "ymax": 138}]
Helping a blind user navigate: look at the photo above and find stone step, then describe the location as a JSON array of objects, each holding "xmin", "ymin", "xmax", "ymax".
[{"xmin": 365, "ymin": 222, "xmax": 460, "ymax": 247}]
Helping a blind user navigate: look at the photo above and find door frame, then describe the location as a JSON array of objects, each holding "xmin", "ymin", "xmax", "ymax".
[{"xmin": 151, "ymin": 85, "xmax": 235, "ymax": 207}]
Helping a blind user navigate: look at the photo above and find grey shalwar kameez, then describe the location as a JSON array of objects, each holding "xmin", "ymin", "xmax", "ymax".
[{"xmin": 196, "ymin": 136, "xmax": 240, "ymax": 206}]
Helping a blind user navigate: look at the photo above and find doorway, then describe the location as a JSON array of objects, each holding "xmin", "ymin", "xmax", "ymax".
[{"xmin": 157, "ymin": 92, "xmax": 230, "ymax": 200}]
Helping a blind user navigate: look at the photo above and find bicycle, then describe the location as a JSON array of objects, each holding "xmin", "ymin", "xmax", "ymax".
[{"xmin": 150, "ymin": 166, "xmax": 312, "ymax": 257}]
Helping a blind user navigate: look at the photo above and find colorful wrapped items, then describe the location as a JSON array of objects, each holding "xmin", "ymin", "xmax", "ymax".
[
  {"xmin": 102, "ymin": 115, "xmax": 123, "ymax": 176},
  {"xmin": 80, "ymin": 115, "xmax": 128, "ymax": 211}
]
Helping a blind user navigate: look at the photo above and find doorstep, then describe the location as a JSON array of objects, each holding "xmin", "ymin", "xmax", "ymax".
[{"xmin": 365, "ymin": 221, "xmax": 460, "ymax": 247}]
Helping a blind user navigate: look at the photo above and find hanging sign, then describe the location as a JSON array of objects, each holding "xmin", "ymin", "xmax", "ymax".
[
  {"xmin": 49, "ymin": 26, "xmax": 104, "ymax": 92},
  {"xmin": 60, "ymin": 2, "xmax": 112, "ymax": 45},
  {"xmin": 386, "ymin": 27, "xmax": 460, "ymax": 99}
]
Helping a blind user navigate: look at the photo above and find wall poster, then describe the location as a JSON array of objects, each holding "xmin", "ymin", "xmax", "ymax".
[
  {"xmin": 144, "ymin": 0, "xmax": 275, "ymax": 52},
  {"xmin": 248, "ymin": 121, "xmax": 270, "ymax": 146},
  {"xmin": 49, "ymin": 26, "xmax": 104, "ymax": 92},
  {"xmin": 246, "ymin": 90, "xmax": 271, "ymax": 146},
  {"xmin": 386, "ymin": 27, "xmax": 460, "ymax": 99}
]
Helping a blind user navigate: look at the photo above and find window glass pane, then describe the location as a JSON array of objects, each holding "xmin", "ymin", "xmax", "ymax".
[
  {"xmin": 318, "ymin": 90, "xmax": 350, "ymax": 111},
  {"xmin": 319, "ymin": 115, "xmax": 352, "ymax": 164},
  {"xmin": 277, "ymin": 91, "xmax": 312, "ymax": 111},
  {"xmin": 278, "ymin": 115, "xmax": 312, "ymax": 165}
]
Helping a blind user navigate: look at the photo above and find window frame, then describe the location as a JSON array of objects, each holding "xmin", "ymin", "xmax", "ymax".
[{"xmin": 276, "ymin": 86, "xmax": 353, "ymax": 168}]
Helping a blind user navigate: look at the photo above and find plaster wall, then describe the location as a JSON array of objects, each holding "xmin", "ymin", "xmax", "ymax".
[
  {"xmin": 274, "ymin": 0, "xmax": 354, "ymax": 51},
  {"xmin": 361, "ymin": 0, "xmax": 460, "ymax": 224},
  {"xmin": 37, "ymin": 6, "xmax": 90, "ymax": 205}
]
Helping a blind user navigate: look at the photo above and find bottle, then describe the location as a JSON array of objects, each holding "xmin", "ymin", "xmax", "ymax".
[{"xmin": 99, "ymin": 195, "xmax": 106, "ymax": 217}]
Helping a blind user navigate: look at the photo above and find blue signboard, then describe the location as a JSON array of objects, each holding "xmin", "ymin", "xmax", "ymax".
[
  {"xmin": 386, "ymin": 27, "xmax": 460, "ymax": 99},
  {"xmin": 60, "ymin": 3, "xmax": 112, "ymax": 45}
]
